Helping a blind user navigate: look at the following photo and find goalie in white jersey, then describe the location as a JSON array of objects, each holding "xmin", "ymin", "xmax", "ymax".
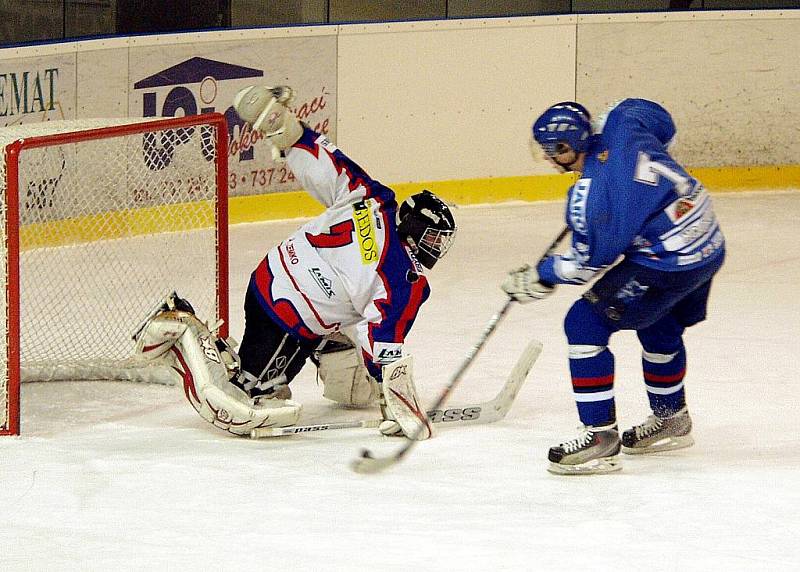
[{"xmin": 135, "ymin": 86, "xmax": 456, "ymax": 440}]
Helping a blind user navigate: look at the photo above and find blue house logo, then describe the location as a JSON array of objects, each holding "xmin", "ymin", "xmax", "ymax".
[
  {"xmin": 134, "ymin": 57, "xmax": 265, "ymax": 167},
  {"xmin": 133, "ymin": 58, "xmax": 264, "ymax": 117},
  {"xmin": 134, "ymin": 57, "xmax": 263, "ymax": 118}
]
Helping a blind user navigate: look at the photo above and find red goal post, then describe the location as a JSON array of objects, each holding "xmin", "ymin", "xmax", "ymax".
[{"xmin": 1, "ymin": 113, "xmax": 229, "ymax": 436}]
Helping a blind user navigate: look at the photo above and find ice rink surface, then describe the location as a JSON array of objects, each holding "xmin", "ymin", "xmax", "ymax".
[{"xmin": 2, "ymin": 191, "xmax": 799, "ymax": 571}]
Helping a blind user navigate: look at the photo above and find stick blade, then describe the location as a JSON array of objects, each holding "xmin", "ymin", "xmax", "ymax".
[
  {"xmin": 350, "ymin": 448, "xmax": 399, "ymax": 475},
  {"xmin": 478, "ymin": 339, "xmax": 543, "ymax": 424},
  {"xmin": 502, "ymin": 339, "xmax": 542, "ymax": 403}
]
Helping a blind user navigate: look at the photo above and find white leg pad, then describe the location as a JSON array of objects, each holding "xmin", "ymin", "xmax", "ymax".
[
  {"xmin": 318, "ymin": 346, "xmax": 379, "ymax": 408},
  {"xmin": 169, "ymin": 314, "xmax": 301, "ymax": 435},
  {"xmin": 380, "ymin": 355, "xmax": 432, "ymax": 440},
  {"xmin": 134, "ymin": 311, "xmax": 189, "ymax": 360}
]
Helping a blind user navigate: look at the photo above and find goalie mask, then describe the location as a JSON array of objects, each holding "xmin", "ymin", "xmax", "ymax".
[{"xmin": 397, "ymin": 190, "xmax": 456, "ymax": 270}]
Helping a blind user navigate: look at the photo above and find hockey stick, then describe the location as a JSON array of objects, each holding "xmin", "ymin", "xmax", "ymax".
[
  {"xmin": 350, "ymin": 226, "xmax": 570, "ymax": 474},
  {"xmin": 249, "ymin": 339, "xmax": 542, "ymax": 438},
  {"xmin": 350, "ymin": 299, "xmax": 513, "ymax": 473}
]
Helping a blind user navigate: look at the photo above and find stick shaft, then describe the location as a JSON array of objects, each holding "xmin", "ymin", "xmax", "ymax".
[
  {"xmin": 252, "ymin": 419, "xmax": 379, "ymax": 437},
  {"xmin": 353, "ymin": 226, "xmax": 570, "ymax": 471},
  {"xmin": 252, "ymin": 340, "xmax": 542, "ymax": 439},
  {"xmin": 410, "ymin": 225, "xmax": 568, "ymax": 433}
]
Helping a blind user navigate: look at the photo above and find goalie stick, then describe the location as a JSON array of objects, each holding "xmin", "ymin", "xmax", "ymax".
[
  {"xmin": 350, "ymin": 225, "xmax": 570, "ymax": 474},
  {"xmin": 349, "ymin": 298, "xmax": 513, "ymax": 473},
  {"xmin": 249, "ymin": 339, "xmax": 542, "ymax": 438}
]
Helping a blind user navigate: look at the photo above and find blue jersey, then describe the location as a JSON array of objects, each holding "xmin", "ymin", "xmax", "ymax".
[{"xmin": 538, "ymin": 99, "xmax": 725, "ymax": 285}]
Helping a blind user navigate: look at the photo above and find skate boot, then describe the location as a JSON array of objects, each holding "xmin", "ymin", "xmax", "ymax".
[
  {"xmin": 254, "ymin": 385, "xmax": 292, "ymax": 401},
  {"xmin": 235, "ymin": 370, "xmax": 293, "ymax": 402},
  {"xmin": 249, "ymin": 376, "xmax": 293, "ymax": 401},
  {"xmin": 547, "ymin": 423, "xmax": 622, "ymax": 475},
  {"xmin": 621, "ymin": 407, "xmax": 693, "ymax": 454}
]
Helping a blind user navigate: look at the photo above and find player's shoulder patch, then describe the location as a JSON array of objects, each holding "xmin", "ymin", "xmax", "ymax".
[{"xmin": 315, "ymin": 133, "xmax": 338, "ymax": 153}]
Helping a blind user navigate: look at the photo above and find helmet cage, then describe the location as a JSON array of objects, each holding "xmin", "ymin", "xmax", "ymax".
[
  {"xmin": 416, "ymin": 226, "xmax": 456, "ymax": 263},
  {"xmin": 540, "ymin": 141, "xmax": 574, "ymax": 159}
]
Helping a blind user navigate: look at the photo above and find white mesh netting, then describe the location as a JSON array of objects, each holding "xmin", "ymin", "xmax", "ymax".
[{"xmin": 1, "ymin": 116, "xmax": 226, "ymax": 434}]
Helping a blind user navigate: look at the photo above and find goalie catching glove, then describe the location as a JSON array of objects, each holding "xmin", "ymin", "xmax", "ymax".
[
  {"xmin": 134, "ymin": 293, "xmax": 301, "ymax": 436},
  {"xmin": 501, "ymin": 263, "xmax": 555, "ymax": 303},
  {"xmin": 232, "ymin": 84, "xmax": 303, "ymax": 162}
]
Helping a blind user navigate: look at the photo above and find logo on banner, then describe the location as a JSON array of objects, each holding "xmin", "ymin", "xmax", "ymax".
[
  {"xmin": 134, "ymin": 56, "xmax": 332, "ymax": 194},
  {"xmin": 0, "ymin": 68, "xmax": 60, "ymax": 122},
  {"xmin": 134, "ymin": 57, "xmax": 265, "ymax": 169}
]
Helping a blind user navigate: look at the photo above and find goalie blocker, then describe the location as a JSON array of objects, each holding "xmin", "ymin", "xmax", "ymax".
[
  {"xmin": 134, "ymin": 293, "xmax": 300, "ymax": 435},
  {"xmin": 315, "ymin": 333, "xmax": 430, "ymax": 440},
  {"xmin": 378, "ymin": 355, "xmax": 432, "ymax": 440}
]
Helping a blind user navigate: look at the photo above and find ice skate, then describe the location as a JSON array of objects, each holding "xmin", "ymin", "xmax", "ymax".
[
  {"xmin": 249, "ymin": 378, "xmax": 293, "ymax": 402},
  {"xmin": 254, "ymin": 384, "xmax": 293, "ymax": 401},
  {"xmin": 621, "ymin": 407, "xmax": 694, "ymax": 454},
  {"xmin": 548, "ymin": 423, "xmax": 622, "ymax": 475}
]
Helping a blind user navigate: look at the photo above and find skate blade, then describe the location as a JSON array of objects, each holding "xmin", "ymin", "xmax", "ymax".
[
  {"xmin": 622, "ymin": 435, "xmax": 694, "ymax": 455},
  {"xmin": 547, "ymin": 455, "xmax": 622, "ymax": 475}
]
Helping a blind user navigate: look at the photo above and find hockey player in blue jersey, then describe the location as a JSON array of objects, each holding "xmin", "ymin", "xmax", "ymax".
[{"xmin": 502, "ymin": 99, "xmax": 725, "ymax": 474}]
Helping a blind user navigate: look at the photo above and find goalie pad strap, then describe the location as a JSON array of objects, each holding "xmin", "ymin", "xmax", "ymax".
[{"xmin": 134, "ymin": 311, "xmax": 189, "ymax": 361}]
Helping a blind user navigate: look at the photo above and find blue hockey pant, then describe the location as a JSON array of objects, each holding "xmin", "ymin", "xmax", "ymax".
[{"xmin": 564, "ymin": 253, "xmax": 724, "ymax": 425}]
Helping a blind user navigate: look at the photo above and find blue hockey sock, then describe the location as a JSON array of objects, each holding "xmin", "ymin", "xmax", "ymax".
[
  {"xmin": 642, "ymin": 345, "xmax": 687, "ymax": 417},
  {"xmin": 570, "ymin": 348, "xmax": 616, "ymax": 426},
  {"xmin": 565, "ymin": 299, "xmax": 617, "ymax": 427}
]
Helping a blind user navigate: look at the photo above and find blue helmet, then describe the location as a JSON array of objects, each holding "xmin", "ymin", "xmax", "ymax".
[{"xmin": 532, "ymin": 101, "xmax": 592, "ymax": 156}]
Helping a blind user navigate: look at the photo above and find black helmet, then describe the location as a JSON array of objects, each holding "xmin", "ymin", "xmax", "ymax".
[{"xmin": 396, "ymin": 190, "xmax": 456, "ymax": 269}]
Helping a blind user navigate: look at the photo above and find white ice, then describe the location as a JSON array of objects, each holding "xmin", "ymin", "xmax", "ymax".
[{"xmin": 2, "ymin": 191, "xmax": 799, "ymax": 571}]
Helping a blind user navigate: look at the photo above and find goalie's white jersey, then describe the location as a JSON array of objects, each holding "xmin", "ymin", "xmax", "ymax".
[{"xmin": 250, "ymin": 127, "xmax": 430, "ymax": 378}]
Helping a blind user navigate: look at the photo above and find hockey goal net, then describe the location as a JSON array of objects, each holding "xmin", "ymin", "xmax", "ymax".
[{"xmin": 1, "ymin": 113, "xmax": 229, "ymax": 436}]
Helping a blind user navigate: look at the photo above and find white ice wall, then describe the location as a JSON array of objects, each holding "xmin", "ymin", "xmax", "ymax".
[
  {"xmin": 1, "ymin": 10, "xmax": 798, "ymax": 190},
  {"xmin": 575, "ymin": 11, "xmax": 800, "ymax": 168},
  {"xmin": 335, "ymin": 17, "xmax": 576, "ymax": 183}
]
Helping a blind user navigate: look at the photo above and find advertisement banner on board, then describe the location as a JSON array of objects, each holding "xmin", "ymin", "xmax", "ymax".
[
  {"xmin": 0, "ymin": 54, "xmax": 76, "ymax": 127},
  {"xmin": 129, "ymin": 37, "xmax": 336, "ymax": 197}
]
